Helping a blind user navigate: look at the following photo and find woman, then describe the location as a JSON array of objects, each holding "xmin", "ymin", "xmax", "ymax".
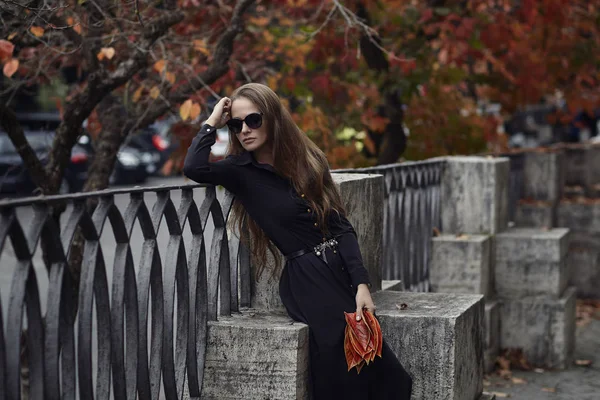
[{"xmin": 183, "ymin": 83, "xmax": 413, "ymax": 399}]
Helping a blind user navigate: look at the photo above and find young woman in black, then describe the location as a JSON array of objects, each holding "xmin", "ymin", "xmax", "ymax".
[{"xmin": 183, "ymin": 83, "xmax": 412, "ymax": 399}]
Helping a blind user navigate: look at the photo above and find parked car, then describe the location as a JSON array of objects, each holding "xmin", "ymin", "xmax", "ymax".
[
  {"xmin": 122, "ymin": 127, "xmax": 175, "ymax": 176},
  {"xmin": 75, "ymin": 133, "xmax": 149, "ymax": 186},
  {"xmin": 0, "ymin": 130, "xmax": 90, "ymax": 196}
]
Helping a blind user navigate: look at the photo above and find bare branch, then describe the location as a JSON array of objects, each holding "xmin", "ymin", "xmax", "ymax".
[
  {"xmin": 0, "ymin": 104, "xmax": 50, "ymax": 194},
  {"xmin": 128, "ymin": 0, "xmax": 255, "ymax": 131},
  {"xmin": 44, "ymin": 9, "xmax": 185, "ymax": 192}
]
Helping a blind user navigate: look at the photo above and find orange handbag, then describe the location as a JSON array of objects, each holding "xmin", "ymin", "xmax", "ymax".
[{"xmin": 343, "ymin": 310, "xmax": 383, "ymax": 374}]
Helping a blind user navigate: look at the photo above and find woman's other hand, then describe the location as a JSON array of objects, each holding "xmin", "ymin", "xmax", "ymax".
[
  {"xmin": 355, "ymin": 284, "xmax": 376, "ymax": 322},
  {"xmin": 206, "ymin": 97, "xmax": 231, "ymax": 129}
]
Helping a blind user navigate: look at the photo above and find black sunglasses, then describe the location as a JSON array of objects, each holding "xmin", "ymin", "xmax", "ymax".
[{"xmin": 226, "ymin": 112, "xmax": 263, "ymax": 134}]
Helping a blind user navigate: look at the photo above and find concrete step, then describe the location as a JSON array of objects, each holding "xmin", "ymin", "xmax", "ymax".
[
  {"xmin": 201, "ymin": 311, "xmax": 310, "ymax": 399},
  {"xmin": 430, "ymin": 234, "xmax": 493, "ymax": 298},
  {"xmin": 373, "ymin": 291, "xmax": 485, "ymax": 400},
  {"xmin": 495, "ymin": 227, "xmax": 570, "ymax": 298},
  {"xmin": 500, "ymin": 287, "xmax": 576, "ymax": 370}
]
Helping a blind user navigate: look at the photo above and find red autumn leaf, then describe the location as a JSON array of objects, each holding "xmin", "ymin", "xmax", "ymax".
[{"xmin": 0, "ymin": 40, "xmax": 14, "ymax": 62}]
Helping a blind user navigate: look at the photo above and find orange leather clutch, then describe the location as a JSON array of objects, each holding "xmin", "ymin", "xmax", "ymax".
[{"xmin": 343, "ymin": 310, "xmax": 383, "ymax": 374}]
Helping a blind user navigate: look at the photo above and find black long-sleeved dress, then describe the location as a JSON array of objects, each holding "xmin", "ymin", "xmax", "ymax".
[{"xmin": 183, "ymin": 124, "xmax": 413, "ymax": 399}]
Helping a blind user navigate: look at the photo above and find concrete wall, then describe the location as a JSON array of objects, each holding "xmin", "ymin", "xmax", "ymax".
[{"xmin": 512, "ymin": 148, "xmax": 600, "ymax": 299}]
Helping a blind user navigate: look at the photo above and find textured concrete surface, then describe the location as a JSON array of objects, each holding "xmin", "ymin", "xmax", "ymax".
[
  {"xmin": 485, "ymin": 318, "xmax": 600, "ymax": 400},
  {"xmin": 560, "ymin": 144, "xmax": 600, "ymax": 196},
  {"xmin": 515, "ymin": 203, "xmax": 555, "ymax": 228},
  {"xmin": 382, "ymin": 279, "xmax": 403, "ymax": 291},
  {"xmin": 430, "ymin": 234, "xmax": 493, "ymax": 298},
  {"xmin": 484, "ymin": 300, "xmax": 500, "ymax": 373},
  {"xmin": 495, "ymin": 228, "xmax": 570, "ymax": 298},
  {"xmin": 441, "ymin": 157, "xmax": 510, "ymax": 235},
  {"xmin": 333, "ymin": 172, "xmax": 384, "ymax": 292},
  {"xmin": 523, "ymin": 151, "xmax": 564, "ymax": 204},
  {"xmin": 566, "ymin": 232, "xmax": 600, "ymax": 299},
  {"xmin": 557, "ymin": 201, "xmax": 600, "ymax": 234},
  {"xmin": 499, "ymin": 287, "xmax": 576, "ymax": 370},
  {"xmin": 556, "ymin": 202, "xmax": 600, "ymax": 298},
  {"xmin": 373, "ymin": 291, "xmax": 485, "ymax": 400},
  {"xmin": 201, "ymin": 311, "xmax": 310, "ymax": 399}
]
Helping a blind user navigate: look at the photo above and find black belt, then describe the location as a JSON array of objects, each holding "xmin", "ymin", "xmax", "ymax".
[{"xmin": 285, "ymin": 237, "xmax": 339, "ymax": 264}]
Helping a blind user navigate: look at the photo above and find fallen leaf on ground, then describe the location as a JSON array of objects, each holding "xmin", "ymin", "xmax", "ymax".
[
  {"xmin": 490, "ymin": 392, "xmax": 511, "ymax": 398},
  {"xmin": 542, "ymin": 387, "xmax": 556, "ymax": 393},
  {"xmin": 533, "ymin": 368, "xmax": 545, "ymax": 373},
  {"xmin": 395, "ymin": 303, "xmax": 408, "ymax": 310},
  {"xmin": 574, "ymin": 359, "xmax": 593, "ymax": 367},
  {"xmin": 511, "ymin": 377, "xmax": 527, "ymax": 384}
]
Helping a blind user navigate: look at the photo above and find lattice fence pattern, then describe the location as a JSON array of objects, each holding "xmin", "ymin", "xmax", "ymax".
[
  {"xmin": 335, "ymin": 159, "xmax": 446, "ymax": 291},
  {"xmin": 0, "ymin": 183, "xmax": 250, "ymax": 400}
]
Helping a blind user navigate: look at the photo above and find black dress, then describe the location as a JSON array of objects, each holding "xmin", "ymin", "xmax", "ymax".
[{"xmin": 183, "ymin": 124, "xmax": 413, "ymax": 399}]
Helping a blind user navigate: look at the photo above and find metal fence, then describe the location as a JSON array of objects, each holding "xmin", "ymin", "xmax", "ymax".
[
  {"xmin": 0, "ymin": 184, "xmax": 250, "ymax": 400},
  {"xmin": 335, "ymin": 159, "xmax": 446, "ymax": 292}
]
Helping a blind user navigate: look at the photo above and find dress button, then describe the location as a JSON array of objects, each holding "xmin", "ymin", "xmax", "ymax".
[
  {"xmin": 323, "ymin": 237, "xmax": 326, "ymax": 241},
  {"xmin": 307, "ymin": 208, "xmax": 311, "ymax": 213},
  {"xmin": 314, "ymin": 223, "xmax": 318, "ymax": 227},
  {"xmin": 301, "ymin": 194, "xmax": 305, "ymax": 198}
]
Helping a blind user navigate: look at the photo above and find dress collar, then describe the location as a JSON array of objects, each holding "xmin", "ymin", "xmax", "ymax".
[{"xmin": 228, "ymin": 151, "xmax": 278, "ymax": 174}]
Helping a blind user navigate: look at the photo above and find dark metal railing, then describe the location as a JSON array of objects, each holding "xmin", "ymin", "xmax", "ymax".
[
  {"xmin": 335, "ymin": 159, "xmax": 445, "ymax": 292},
  {"xmin": 0, "ymin": 184, "xmax": 250, "ymax": 400}
]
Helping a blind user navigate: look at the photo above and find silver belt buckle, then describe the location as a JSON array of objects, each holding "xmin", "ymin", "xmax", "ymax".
[{"xmin": 314, "ymin": 238, "xmax": 338, "ymax": 264}]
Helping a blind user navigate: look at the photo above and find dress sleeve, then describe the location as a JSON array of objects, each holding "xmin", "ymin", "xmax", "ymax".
[
  {"xmin": 336, "ymin": 222, "xmax": 372, "ymax": 289},
  {"xmin": 183, "ymin": 124, "xmax": 241, "ymax": 193}
]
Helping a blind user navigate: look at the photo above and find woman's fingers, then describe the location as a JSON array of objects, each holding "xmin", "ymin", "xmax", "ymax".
[{"xmin": 355, "ymin": 305, "xmax": 363, "ymax": 321}]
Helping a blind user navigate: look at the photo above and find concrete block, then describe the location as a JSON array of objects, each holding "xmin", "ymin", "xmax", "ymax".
[
  {"xmin": 566, "ymin": 231, "xmax": 600, "ymax": 299},
  {"xmin": 557, "ymin": 200, "xmax": 600, "ymax": 234},
  {"xmin": 373, "ymin": 291, "xmax": 485, "ymax": 400},
  {"xmin": 334, "ymin": 173, "xmax": 384, "ymax": 292},
  {"xmin": 559, "ymin": 144, "xmax": 600, "ymax": 196},
  {"xmin": 202, "ymin": 311, "xmax": 310, "ymax": 399},
  {"xmin": 495, "ymin": 228, "xmax": 570, "ymax": 298},
  {"xmin": 483, "ymin": 300, "xmax": 500, "ymax": 374},
  {"xmin": 382, "ymin": 279, "xmax": 403, "ymax": 291},
  {"xmin": 522, "ymin": 150, "xmax": 565, "ymax": 204},
  {"xmin": 499, "ymin": 287, "xmax": 576, "ymax": 370},
  {"xmin": 514, "ymin": 202, "xmax": 555, "ymax": 228},
  {"xmin": 484, "ymin": 348, "xmax": 498, "ymax": 374},
  {"xmin": 430, "ymin": 234, "xmax": 493, "ymax": 298},
  {"xmin": 484, "ymin": 300, "xmax": 500, "ymax": 351},
  {"xmin": 441, "ymin": 157, "xmax": 510, "ymax": 235}
]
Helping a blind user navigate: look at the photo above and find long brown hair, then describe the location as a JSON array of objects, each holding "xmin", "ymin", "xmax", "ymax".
[{"xmin": 226, "ymin": 83, "xmax": 347, "ymax": 278}]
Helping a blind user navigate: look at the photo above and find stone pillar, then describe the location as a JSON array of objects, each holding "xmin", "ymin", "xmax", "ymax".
[
  {"xmin": 434, "ymin": 156, "xmax": 510, "ymax": 372},
  {"xmin": 557, "ymin": 200, "xmax": 600, "ymax": 298},
  {"xmin": 515, "ymin": 149, "xmax": 564, "ymax": 228},
  {"xmin": 441, "ymin": 156, "xmax": 510, "ymax": 235},
  {"xmin": 494, "ymin": 227, "xmax": 576, "ymax": 369},
  {"xmin": 373, "ymin": 291, "xmax": 485, "ymax": 400}
]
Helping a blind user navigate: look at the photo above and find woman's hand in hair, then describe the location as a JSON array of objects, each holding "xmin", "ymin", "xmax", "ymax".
[
  {"xmin": 206, "ymin": 97, "xmax": 232, "ymax": 129},
  {"xmin": 355, "ymin": 284, "xmax": 376, "ymax": 322}
]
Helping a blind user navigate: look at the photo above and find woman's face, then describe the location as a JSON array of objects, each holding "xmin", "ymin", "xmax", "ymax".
[{"xmin": 230, "ymin": 97, "xmax": 270, "ymax": 153}]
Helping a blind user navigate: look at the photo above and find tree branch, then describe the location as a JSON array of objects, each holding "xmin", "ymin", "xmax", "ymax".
[
  {"xmin": 44, "ymin": 10, "xmax": 184, "ymax": 192},
  {"xmin": 0, "ymin": 104, "xmax": 50, "ymax": 194},
  {"xmin": 128, "ymin": 0, "xmax": 255, "ymax": 131}
]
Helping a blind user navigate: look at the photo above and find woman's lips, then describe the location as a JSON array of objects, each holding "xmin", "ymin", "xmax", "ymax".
[{"xmin": 243, "ymin": 138, "xmax": 255, "ymax": 144}]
